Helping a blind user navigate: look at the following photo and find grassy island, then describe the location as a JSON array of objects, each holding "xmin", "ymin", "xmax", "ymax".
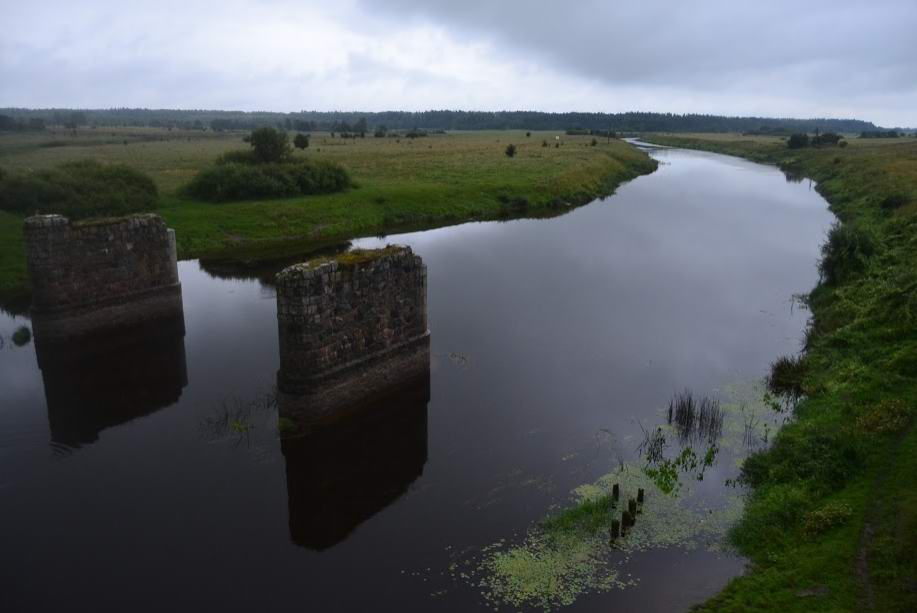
[{"xmin": 0, "ymin": 128, "xmax": 656, "ymax": 309}]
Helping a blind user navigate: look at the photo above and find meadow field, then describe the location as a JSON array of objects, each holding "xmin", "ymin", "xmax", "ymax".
[
  {"xmin": 0, "ymin": 128, "xmax": 656, "ymax": 307},
  {"xmin": 645, "ymin": 133, "xmax": 917, "ymax": 611}
]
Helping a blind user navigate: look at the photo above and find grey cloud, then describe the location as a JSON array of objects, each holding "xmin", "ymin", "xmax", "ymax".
[
  {"xmin": 361, "ymin": 0, "xmax": 917, "ymax": 123},
  {"xmin": 1, "ymin": 0, "xmax": 915, "ymax": 125}
]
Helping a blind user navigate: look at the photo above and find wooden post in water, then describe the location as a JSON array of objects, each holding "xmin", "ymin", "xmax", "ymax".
[
  {"xmin": 621, "ymin": 511, "xmax": 630, "ymax": 535},
  {"xmin": 637, "ymin": 488, "xmax": 645, "ymax": 511},
  {"xmin": 612, "ymin": 483, "xmax": 620, "ymax": 504},
  {"xmin": 610, "ymin": 518, "xmax": 620, "ymax": 542},
  {"xmin": 628, "ymin": 498, "xmax": 637, "ymax": 518}
]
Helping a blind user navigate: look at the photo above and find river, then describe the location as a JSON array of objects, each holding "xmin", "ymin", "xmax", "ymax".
[{"xmin": 0, "ymin": 144, "xmax": 833, "ymax": 611}]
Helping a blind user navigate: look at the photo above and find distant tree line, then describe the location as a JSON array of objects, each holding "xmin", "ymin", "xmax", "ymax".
[
  {"xmin": 0, "ymin": 108, "xmax": 886, "ymax": 134},
  {"xmin": 0, "ymin": 114, "xmax": 47, "ymax": 131},
  {"xmin": 859, "ymin": 130, "xmax": 900, "ymax": 138}
]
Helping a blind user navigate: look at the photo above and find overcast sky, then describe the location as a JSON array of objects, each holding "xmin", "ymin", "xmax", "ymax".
[{"xmin": 2, "ymin": 0, "xmax": 915, "ymax": 126}]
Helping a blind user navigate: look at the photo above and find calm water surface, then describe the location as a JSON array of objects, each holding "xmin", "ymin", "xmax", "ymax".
[{"xmin": 0, "ymin": 145, "xmax": 832, "ymax": 611}]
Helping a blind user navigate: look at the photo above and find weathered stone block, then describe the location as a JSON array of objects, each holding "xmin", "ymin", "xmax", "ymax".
[
  {"xmin": 276, "ymin": 246, "xmax": 430, "ymax": 427},
  {"xmin": 24, "ymin": 214, "xmax": 182, "ymax": 340}
]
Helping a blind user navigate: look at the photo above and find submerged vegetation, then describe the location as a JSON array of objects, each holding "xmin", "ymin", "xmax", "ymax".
[
  {"xmin": 469, "ymin": 463, "xmax": 743, "ymax": 610},
  {"xmin": 462, "ymin": 382, "xmax": 778, "ymax": 610},
  {"xmin": 644, "ymin": 133, "xmax": 917, "ymax": 611},
  {"xmin": 667, "ymin": 389, "xmax": 726, "ymax": 445},
  {"xmin": 11, "ymin": 325, "xmax": 31, "ymax": 346}
]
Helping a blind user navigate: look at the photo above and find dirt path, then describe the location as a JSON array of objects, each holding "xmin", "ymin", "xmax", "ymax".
[{"xmin": 854, "ymin": 425, "xmax": 912, "ymax": 610}]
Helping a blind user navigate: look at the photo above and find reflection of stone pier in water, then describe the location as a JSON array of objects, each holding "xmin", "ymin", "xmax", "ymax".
[
  {"xmin": 275, "ymin": 246, "xmax": 430, "ymax": 429},
  {"xmin": 24, "ymin": 213, "xmax": 182, "ymax": 339},
  {"xmin": 281, "ymin": 374, "xmax": 429, "ymax": 549},
  {"xmin": 34, "ymin": 312, "xmax": 188, "ymax": 448}
]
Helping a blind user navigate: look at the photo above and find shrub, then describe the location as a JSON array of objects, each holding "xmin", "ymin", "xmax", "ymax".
[
  {"xmin": 496, "ymin": 194, "xmax": 529, "ymax": 215},
  {"xmin": 811, "ymin": 132, "xmax": 841, "ymax": 147},
  {"xmin": 803, "ymin": 501, "xmax": 852, "ymax": 537},
  {"xmin": 880, "ymin": 193, "xmax": 908, "ymax": 211},
  {"xmin": 0, "ymin": 160, "xmax": 158, "ymax": 219},
  {"xmin": 525, "ymin": 131, "xmax": 531, "ymax": 137},
  {"xmin": 740, "ymin": 426, "xmax": 861, "ymax": 492},
  {"xmin": 505, "ymin": 144, "xmax": 517, "ymax": 158},
  {"xmin": 293, "ymin": 133, "xmax": 310, "ymax": 150},
  {"xmin": 244, "ymin": 127, "xmax": 292, "ymax": 163},
  {"xmin": 818, "ymin": 222, "xmax": 876, "ymax": 285},
  {"xmin": 838, "ymin": 140, "xmax": 848, "ymax": 148},
  {"xmin": 185, "ymin": 159, "xmax": 350, "ymax": 202},
  {"xmin": 590, "ymin": 138, "xmax": 598, "ymax": 146},
  {"xmin": 856, "ymin": 399, "xmax": 912, "ymax": 434},
  {"xmin": 732, "ymin": 482, "xmax": 811, "ymax": 549},
  {"xmin": 787, "ymin": 133, "xmax": 810, "ymax": 149}
]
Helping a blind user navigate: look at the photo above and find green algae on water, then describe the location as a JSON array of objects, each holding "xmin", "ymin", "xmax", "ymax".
[{"xmin": 471, "ymin": 464, "xmax": 743, "ymax": 610}]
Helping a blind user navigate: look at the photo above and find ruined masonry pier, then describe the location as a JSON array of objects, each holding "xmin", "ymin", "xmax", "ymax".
[
  {"xmin": 276, "ymin": 246, "xmax": 430, "ymax": 429},
  {"xmin": 24, "ymin": 214, "xmax": 182, "ymax": 340}
]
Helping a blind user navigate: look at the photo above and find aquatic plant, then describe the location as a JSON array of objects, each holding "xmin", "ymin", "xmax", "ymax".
[
  {"xmin": 229, "ymin": 418, "xmax": 252, "ymax": 434},
  {"xmin": 667, "ymin": 389, "xmax": 725, "ymax": 445},
  {"xmin": 644, "ymin": 444, "xmax": 719, "ymax": 494},
  {"xmin": 471, "ymin": 466, "xmax": 742, "ymax": 611},
  {"xmin": 637, "ymin": 423, "xmax": 667, "ymax": 464},
  {"xmin": 277, "ymin": 416, "xmax": 297, "ymax": 436},
  {"xmin": 11, "ymin": 325, "xmax": 31, "ymax": 347},
  {"xmin": 198, "ymin": 387, "xmax": 277, "ymax": 443}
]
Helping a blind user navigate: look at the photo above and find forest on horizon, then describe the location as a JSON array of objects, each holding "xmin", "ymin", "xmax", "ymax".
[{"xmin": 0, "ymin": 108, "xmax": 884, "ymax": 134}]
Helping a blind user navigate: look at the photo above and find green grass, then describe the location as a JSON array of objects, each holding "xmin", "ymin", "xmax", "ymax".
[
  {"xmin": 0, "ymin": 210, "xmax": 27, "ymax": 313},
  {"xmin": 644, "ymin": 133, "xmax": 917, "ymax": 611},
  {"xmin": 0, "ymin": 128, "xmax": 656, "ymax": 304}
]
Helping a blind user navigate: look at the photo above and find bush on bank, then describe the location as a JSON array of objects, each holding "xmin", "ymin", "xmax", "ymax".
[
  {"xmin": 185, "ymin": 158, "xmax": 351, "ymax": 202},
  {"xmin": 0, "ymin": 160, "xmax": 158, "ymax": 219},
  {"xmin": 185, "ymin": 127, "xmax": 351, "ymax": 202}
]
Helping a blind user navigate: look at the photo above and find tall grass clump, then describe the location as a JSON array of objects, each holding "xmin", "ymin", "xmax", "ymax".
[
  {"xmin": 0, "ymin": 160, "xmax": 158, "ymax": 219},
  {"xmin": 818, "ymin": 222, "xmax": 876, "ymax": 285},
  {"xmin": 666, "ymin": 389, "xmax": 725, "ymax": 445},
  {"xmin": 767, "ymin": 354, "xmax": 807, "ymax": 401}
]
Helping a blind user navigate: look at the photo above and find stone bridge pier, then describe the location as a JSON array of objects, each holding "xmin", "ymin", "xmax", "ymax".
[
  {"xmin": 275, "ymin": 246, "xmax": 430, "ymax": 431},
  {"xmin": 24, "ymin": 213, "xmax": 183, "ymax": 340}
]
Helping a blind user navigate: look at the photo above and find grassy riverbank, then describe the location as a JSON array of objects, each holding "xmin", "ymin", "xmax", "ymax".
[
  {"xmin": 0, "ymin": 129, "xmax": 656, "ymax": 307},
  {"xmin": 645, "ymin": 134, "xmax": 917, "ymax": 611}
]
